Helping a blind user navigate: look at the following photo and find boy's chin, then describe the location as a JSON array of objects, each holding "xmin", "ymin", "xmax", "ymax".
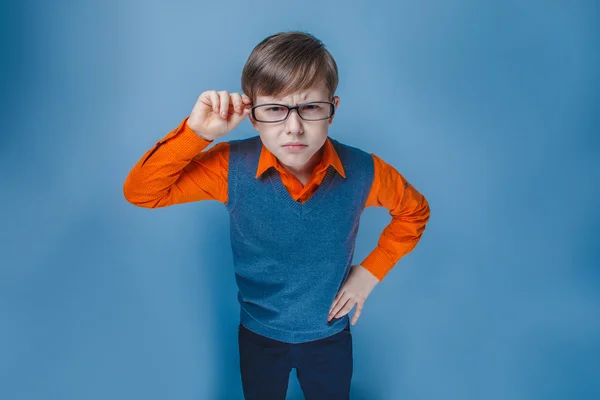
[
  {"xmin": 277, "ymin": 149, "xmax": 315, "ymax": 164},
  {"xmin": 277, "ymin": 152, "xmax": 311, "ymax": 164}
]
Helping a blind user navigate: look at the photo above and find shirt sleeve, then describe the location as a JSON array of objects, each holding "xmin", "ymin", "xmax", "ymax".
[
  {"xmin": 123, "ymin": 116, "xmax": 229, "ymax": 208},
  {"xmin": 360, "ymin": 154, "xmax": 431, "ymax": 281}
]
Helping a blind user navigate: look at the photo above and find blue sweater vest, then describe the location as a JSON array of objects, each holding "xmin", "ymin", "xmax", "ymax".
[{"xmin": 226, "ymin": 136, "xmax": 374, "ymax": 343}]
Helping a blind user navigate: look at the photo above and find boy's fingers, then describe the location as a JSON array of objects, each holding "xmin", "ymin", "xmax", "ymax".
[
  {"xmin": 205, "ymin": 90, "xmax": 219, "ymax": 114},
  {"xmin": 351, "ymin": 303, "xmax": 363, "ymax": 325},
  {"xmin": 329, "ymin": 296, "xmax": 350, "ymax": 321},
  {"xmin": 240, "ymin": 94, "xmax": 253, "ymax": 116},
  {"xmin": 218, "ymin": 91, "xmax": 230, "ymax": 119},
  {"xmin": 334, "ymin": 300, "xmax": 354, "ymax": 319},
  {"xmin": 329, "ymin": 290, "xmax": 345, "ymax": 314},
  {"xmin": 230, "ymin": 92, "xmax": 242, "ymax": 113}
]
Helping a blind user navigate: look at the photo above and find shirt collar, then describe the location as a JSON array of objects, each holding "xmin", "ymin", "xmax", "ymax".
[{"xmin": 255, "ymin": 137, "xmax": 346, "ymax": 179}]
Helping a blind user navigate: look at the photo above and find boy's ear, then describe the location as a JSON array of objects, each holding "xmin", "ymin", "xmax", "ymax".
[
  {"xmin": 329, "ymin": 96, "xmax": 340, "ymax": 125},
  {"xmin": 249, "ymin": 115, "xmax": 260, "ymax": 131}
]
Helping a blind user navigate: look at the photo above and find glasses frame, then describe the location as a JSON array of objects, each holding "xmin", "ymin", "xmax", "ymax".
[{"xmin": 250, "ymin": 101, "xmax": 336, "ymax": 123}]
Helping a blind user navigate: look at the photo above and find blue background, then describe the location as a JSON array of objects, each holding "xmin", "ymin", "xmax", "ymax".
[{"xmin": 2, "ymin": 1, "xmax": 598, "ymax": 399}]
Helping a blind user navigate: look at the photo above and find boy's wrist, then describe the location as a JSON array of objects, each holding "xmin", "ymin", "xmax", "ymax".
[{"xmin": 184, "ymin": 120, "xmax": 215, "ymax": 142}]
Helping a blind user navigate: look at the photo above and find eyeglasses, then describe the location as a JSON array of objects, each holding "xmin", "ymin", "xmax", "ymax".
[{"xmin": 251, "ymin": 101, "xmax": 335, "ymax": 123}]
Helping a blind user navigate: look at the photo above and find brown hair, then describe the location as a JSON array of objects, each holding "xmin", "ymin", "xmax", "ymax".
[{"xmin": 241, "ymin": 31, "xmax": 339, "ymax": 103}]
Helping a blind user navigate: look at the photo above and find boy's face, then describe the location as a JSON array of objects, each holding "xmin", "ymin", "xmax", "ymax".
[{"xmin": 250, "ymin": 83, "xmax": 340, "ymax": 176}]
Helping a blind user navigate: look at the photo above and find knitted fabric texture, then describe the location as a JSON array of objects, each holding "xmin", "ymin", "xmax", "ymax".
[{"xmin": 226, "ymin": 136, "xmax": 374, "ymax": 343}]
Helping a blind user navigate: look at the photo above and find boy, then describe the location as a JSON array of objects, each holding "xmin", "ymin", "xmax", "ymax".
[{"xmin": 123, "ymin": 31, "xmax": 430, "ymax": 400}]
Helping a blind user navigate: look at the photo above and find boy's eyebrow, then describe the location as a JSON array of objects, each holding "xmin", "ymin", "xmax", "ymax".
[
  {"xmin": 263, "ymin": 95, "xmax": 331, "ymax": 105},
  {"xmin": 265, "ymin": 92, "xmax": 310, "ymax": 103}
]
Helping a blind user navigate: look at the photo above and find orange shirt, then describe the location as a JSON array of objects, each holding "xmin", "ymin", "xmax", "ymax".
[{"xmin": 123, "ymin": 117, "xmax": 430, "ymax": 281}]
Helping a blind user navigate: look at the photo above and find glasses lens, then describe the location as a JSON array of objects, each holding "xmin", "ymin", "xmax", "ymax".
[
  {"xmin": 253, "ymin": 102, "xmax": 333, "ymax": 122},
  {"xmin": 298, "ymin": 102, "xmax": 333, "ymax": 120},
  {"xmin": 254, "ymin": 105, "xmax": 289, "ymax": 122}
]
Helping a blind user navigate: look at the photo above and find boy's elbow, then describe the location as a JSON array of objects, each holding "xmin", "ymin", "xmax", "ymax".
[
  {"xmin": 123, "ymin": 179, "xmax": 141, "ymax": 206},
  {"xmin": 420, "ymin": 197, "xmax": 431, "ymax": 227},
  {"xmin": 123, "ymin": 189, "xmax": 147, "ymax": 208},
  {"xmin": 123, "ymin": 193, "xmax": 164, "ymax": 209},
  {"xmin": 123, "ymin": 180, "xmax": 162, "ymax": 209},
  {"xmin": 420, "ymin": 196, "xmax": 431, "ymax": 220}
]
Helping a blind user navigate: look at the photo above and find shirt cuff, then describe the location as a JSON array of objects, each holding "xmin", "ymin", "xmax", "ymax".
[
  {"xmin": 160, "ymin": 116, "xmax": 214, "ymax": 157},
  {"xmin": 360, "ymin": 247, "xmax": 397, "ymax": 281}
]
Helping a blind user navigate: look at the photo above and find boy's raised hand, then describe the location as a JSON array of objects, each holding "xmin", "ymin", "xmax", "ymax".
[{"xmin": 187, "ymin": 90, "xmax": 253, "ymax": 141}]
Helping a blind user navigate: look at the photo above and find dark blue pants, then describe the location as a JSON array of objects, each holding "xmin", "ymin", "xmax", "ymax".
[{"xmin": 238, "ymin": 323, "xmax": 353, "ymax": 399}]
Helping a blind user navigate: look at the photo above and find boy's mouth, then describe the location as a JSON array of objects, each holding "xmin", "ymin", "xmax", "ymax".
[
  {"xmin": 282, "ymin": 142, "xmax": 307, "ymax": 147},
  {"xmin": 282, "ymin": 143, "xmax": 308, "ymax": 152}
]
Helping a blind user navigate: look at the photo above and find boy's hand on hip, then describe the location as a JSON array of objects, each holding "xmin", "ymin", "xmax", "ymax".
[{"xmin": 328, "ymin": 265, "xmax": 379, "ymax": 326}]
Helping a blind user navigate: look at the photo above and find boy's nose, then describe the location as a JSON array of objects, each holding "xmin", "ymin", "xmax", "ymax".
[{"xmin": 284, "ymin": 109, "xmax": 304, "ymax": 134}]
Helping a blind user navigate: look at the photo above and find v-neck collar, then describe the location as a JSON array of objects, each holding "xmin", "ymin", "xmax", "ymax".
[{"xmin": 267, "ymin": 165, "xmax": 337, "ymax": 217}]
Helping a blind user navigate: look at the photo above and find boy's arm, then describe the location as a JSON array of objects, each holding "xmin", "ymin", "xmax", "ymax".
[
  {"xmin": 360, "ymin": 154, "xmax": 431, "ymax": 281},
  {"xmin": 123, "ymin": 116, "xmax": 229, "ymax": 208}
]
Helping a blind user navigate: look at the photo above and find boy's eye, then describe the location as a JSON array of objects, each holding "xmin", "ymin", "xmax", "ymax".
[
  {"xmin": 266, "ymin": 106, "xmax": 285, "ymax": 112},
  {"xmin": 300, "ymin": 104, "xmax": 322, "ymax": 111}
]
